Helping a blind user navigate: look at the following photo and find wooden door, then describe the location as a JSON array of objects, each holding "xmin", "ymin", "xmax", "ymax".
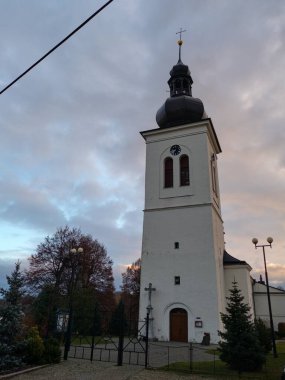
[{"xmin": 170, "ymin": 308, "xmax": 188, "ymax": 342}]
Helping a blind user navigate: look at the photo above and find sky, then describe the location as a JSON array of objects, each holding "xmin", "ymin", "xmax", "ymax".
[{"xmin": 0, "ymin": 0, "xmax": 285, "ymax": 291}]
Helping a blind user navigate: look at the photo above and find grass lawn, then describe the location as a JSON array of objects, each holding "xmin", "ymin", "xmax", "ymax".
[{"xmin": 163, "ymin": 341, "xmax": 285, "ymax": 379}]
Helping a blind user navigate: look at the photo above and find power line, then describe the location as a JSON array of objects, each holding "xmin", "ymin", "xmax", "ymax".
[{"xmin": 0, "ymin": 0, "xmax": 114, "ymax": 95}]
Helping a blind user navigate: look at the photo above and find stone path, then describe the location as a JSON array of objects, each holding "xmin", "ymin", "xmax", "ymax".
[
  {"xmin": 1, "ymin": 343, "xmax": 218, "ymax": 380},
  {"xmin": 3, "ymin": 359, "xmax": 216, "ymax": 380}
]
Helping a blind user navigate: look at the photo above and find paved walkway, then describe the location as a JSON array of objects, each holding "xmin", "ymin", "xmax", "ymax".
[
  {"xmin": 4, "ymin": 359, "xmax": 215, "ymax": 380},
  {"xmin": 1, "ymin": 343, "xmax": 218, "ymax": 380}
]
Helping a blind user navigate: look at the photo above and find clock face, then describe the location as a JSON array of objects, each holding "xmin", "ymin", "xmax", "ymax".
[{"xmin": 170, "ymin": 144, "xmax": 181, "ymax": 156}]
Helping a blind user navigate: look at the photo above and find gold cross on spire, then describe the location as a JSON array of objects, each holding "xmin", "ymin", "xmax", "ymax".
[
  {"xmin": 176, "ymin": 28, "xmax": 186, "ymax": 62},
  {"xmin": 176, "ymin": 27, "xmax": 186, "ymax": 41}
]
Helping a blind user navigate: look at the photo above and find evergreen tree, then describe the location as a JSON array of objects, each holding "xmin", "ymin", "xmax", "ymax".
[
  {"xmin": 0, "ymin": 262, "xmax": 25, "ymax": 371},
  {"xmin": 218, "ymin": 281, "xmax": 265, "ymax": 372},
  {"xmin": 255, "ymin": 318, "xmax": 272, "ymax": 354},
  {"xmin": 109, "ymin": 300, "xmax": 128, "ymax": 336},
  {"xmin": 121, "ymin": 258, "xmax": 141, "ymax": 325}
]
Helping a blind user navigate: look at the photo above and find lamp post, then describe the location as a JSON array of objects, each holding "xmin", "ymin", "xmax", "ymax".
[
  {"xmin": 63, "ymin": 247, "xmax": 83, "ymax": 360},
  {"xmin": 252, "ymin": 237, "xmax": 277, "ymax": 358}
]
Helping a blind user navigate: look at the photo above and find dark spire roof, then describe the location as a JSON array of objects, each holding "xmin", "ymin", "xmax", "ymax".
[
  {"xmin": 156, "ymin": 38, "xmax": 205, "ymax": 129},
  {"xmin": 223, "ymin": 250, "xmax": 247, "ymax": 266}
]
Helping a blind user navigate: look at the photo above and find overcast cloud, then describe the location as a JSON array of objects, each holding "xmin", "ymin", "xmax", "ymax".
[{"xmin": 1, "ymin": 0, "xmax": 285, "ymax": 290}]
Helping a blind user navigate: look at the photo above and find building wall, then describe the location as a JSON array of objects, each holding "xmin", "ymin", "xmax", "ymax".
[
  {"xmin": 253, "ymin": 282, "xmax": 285, "ymax": 330},
  {"xmin": 224, "ymin": 265, "xmax": 255, "ymax": 318},
  {"xmin": 139, "ymin": 120, "xmax": 225, "ymax": 343}
]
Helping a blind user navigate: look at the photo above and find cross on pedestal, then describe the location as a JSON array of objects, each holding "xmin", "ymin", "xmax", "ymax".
[{"xmin": 144, "ymin": 282, "xmax": 156, "ymax": 310}]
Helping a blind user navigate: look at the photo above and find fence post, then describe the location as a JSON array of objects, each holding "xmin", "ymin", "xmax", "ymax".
[
  {"xmin": 117, "ymin": 301, "xmax": 125, "ymax": 366},
  {"xmin": 90, "ymin": 304, "xmax": 98, "ymax": 362},
  {"xmin": 63, "ymin": 303, "xmax": 73, "ymax": 360},
  {"xmin": 144, "ymin": 312, "xmax": 150, "ymax": 369},
  {"xmin": 167, "ymin": 346, "xmax": 170, "ymax": 369},
  {"xmin": 189, "ymin": 342, "xmax": 193, "ymax": 371}
]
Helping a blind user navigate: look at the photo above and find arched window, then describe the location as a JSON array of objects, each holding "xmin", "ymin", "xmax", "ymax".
[
  {"xmin": 180, "ymin": 155, "xmax": 189, "ymax": 186},
  {"xmin": 164, "ymin": 157, "xmax": 173, "ymax": 188}
]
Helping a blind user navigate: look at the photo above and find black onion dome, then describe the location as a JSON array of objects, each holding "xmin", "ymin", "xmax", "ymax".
[
  {"xmin": 156, "ymin": 42, "xmax": 205, "ymax": 128},
  {"xmin": 156, "ymin": 95, "xmax": 204, "ymax": 128},
  {"xmin": 169, "ymin": 60, "xmax": 191, "ymax": 77}
]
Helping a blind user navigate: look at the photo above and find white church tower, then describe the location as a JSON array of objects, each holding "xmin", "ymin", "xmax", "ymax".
[{"xmin": 139, "ymin": 37, "xmax": 225, "ymax": 343}]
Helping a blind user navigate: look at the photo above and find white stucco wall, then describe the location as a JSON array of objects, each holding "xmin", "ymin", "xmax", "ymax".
[
  {"xmin": 223, "ymin": 265, "xmax": 255, "ymax": 322},
  {"xmin": 139, "ymin": 120, "xmax": 225, "ymax": 344},
  {"xmin": 253, "ymin": 282, "xmax": 285, "ymax": 330}
]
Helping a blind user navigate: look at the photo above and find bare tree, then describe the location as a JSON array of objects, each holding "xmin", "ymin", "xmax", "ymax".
[{"xmin": 121, "ymin": 258, "xmax": 141, "ymax": 323}]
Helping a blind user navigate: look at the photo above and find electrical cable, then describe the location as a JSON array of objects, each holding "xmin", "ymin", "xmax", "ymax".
[{"xmin": 0, "ymin": 0, "xmax": 114, "ymax": 95}]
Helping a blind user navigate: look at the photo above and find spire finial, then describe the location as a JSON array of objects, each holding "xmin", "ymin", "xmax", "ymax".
[{"xmin": 176, "ymin": 28, "xmax": 186, "ymax": 62}]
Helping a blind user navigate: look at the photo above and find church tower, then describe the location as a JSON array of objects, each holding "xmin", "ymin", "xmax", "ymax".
[{"xmin": 139, "ymin": 37, "xmax": 225, "ymax": 343}]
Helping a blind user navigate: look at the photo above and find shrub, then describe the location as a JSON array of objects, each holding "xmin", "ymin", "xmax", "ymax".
[
  {"xmin": 0, "ymin": 344, "xmax": 22, "ymax": 372},
  {"xmin": 43, "ymin": 338, "xmax": 61, "ymax": 364},
  {"xmin": 25, "ymin": 327, "xmax": 44, "ymax": 364},
  {"xmin": 255, "ymin": 318, "xmax": 272, "ymax": 353},
  {"xmin": 278, "ymin": 323, "xmax": 285, "ymax": 338}
]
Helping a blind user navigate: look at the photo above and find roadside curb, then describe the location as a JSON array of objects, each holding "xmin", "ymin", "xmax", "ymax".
[{"xmin": 0, "ymin": 364, "xmax": 50, "ymax": 379}]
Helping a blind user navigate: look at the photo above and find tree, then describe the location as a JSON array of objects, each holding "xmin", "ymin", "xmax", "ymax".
[
  {"xmin": 255, "ymin": 318, "xmax": 272, "ymax": 354},
  {"xmin": 121, "ymin": 258, "xmax": 141, "ymax": 327},
  {"xmin": 26, "ymin": 226, "xmax": 114, "ymax": 295},
  {"xmin": 32, "ymin": 285, "xmax": 59, "ymax": 337},
  {"xmin": 25, "ymin": 327, "xmax": 44, "ymax": 364},
  {"xmin": 121, "ymin": 258, "xmax": 141, "ymax": 297},
  {"xmin": 218, "ymin": 281, "xmax": 265, "ymax": 372},
  {"xmin": 109, "ymin": 300, "xmax": 127, "ymax": 336},
  {"xmin": 26, "ymin": 226, "xmax": 115, "ymax": 335},
  {"xmin": 0, "ymin": 262, "xmax": 26, "ymax": 371},
  {"xmin": 72, "ymin": 287, "xmax": 102, "ymax": 336}
]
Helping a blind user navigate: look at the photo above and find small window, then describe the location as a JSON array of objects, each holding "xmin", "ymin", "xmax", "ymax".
[
  {"xmin": 174, "ymin": 242, "xmax": 179, "ymax": 249},
  {"xmin": 211, "ymin": 154, "xmax": 218, "ymax": 194},
  {"xmin": 180, "ymin": 155, "xmax": 189, "ymax": 186},
  {"xmin": 174, "ymin": 276, "xmax": 180, "ymax": 285},
  {"xmin": 175, "ymin": 79, "xmax": 181, "ymax": 89},
  {"xmin": 164, "ymin": 157, "xmax": 173, "ymax": 188}
]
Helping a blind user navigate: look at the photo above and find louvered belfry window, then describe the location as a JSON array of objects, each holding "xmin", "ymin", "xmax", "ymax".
[
  {"xmin": 180, "ymin": 155, "xmax": 189, "ymax": 186},
  {"xmin": 164, "ymin": 157, "xmax": 173, "ymax": 188}
]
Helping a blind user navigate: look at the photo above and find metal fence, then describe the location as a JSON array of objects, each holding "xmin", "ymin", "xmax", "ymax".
[
  {"xmin": 62, "ymin": 300, "xmax": 285, "ymax": 378},
  {"xmin": 148, "ymin": 344, "xmax": 285, "ymax": 380}
]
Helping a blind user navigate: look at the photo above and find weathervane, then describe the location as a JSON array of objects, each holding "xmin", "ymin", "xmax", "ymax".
[{"xmin": 176, "ymin": 27, "xmax": 186, "ymax": 62}]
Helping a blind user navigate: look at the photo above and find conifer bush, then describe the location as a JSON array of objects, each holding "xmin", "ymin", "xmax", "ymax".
[
  {"xmin": 43, "ymin": 338, "xmax": 61, "ymax": 363},
  {"xmin": 278, "ymin": 322, "xmax": 285, "ymax": 338},
  {"xmin": 218, "ymin": 281, "xmax": 266, "ymax": 372},
  {"xmin": 0, "ymin": 262, "xmax": 26, "ymax": 372},
  {"xmin": 255, "ymin": 318, "xmax": 272, "ymax": 354},
  {"xmin": 25, "ymin": 327, "xmax": 45, "ymax": 364}
]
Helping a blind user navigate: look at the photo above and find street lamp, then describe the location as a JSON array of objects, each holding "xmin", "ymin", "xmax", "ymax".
[
  {"xmin": 252, "ymin": 237, "xmax": 277, "ymax": 358},
  {"xmin": 63, "ymin": 247, "xmax": 83, "ymax": 360}
]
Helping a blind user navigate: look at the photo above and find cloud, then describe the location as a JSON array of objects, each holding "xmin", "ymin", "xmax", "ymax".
[
  {"xmin": 0, "ymin": 0, "xmax": 285, "ymax": 291},
  {"xmin": 252, "ymin": 263, "xmax": 285, "ymax": 289}
]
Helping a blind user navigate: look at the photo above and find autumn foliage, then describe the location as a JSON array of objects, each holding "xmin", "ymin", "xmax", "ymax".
[{"xmin": 25, "ymin": 226, "xmax": 115, "ymax": 335}]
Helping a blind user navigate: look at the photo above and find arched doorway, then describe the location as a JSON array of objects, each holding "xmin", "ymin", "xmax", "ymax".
[{"xmin": 170, "ymin": 308, "xmax": 188, "ymax": 342}]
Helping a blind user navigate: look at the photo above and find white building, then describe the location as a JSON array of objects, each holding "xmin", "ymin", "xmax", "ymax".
[
  {"xmin": 138, "ymin": 40, "xmax": 285, "ymax": 343},
  {"xmin": 253, "ymin": 278, "xmax": 285, "ymax": 331}
]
